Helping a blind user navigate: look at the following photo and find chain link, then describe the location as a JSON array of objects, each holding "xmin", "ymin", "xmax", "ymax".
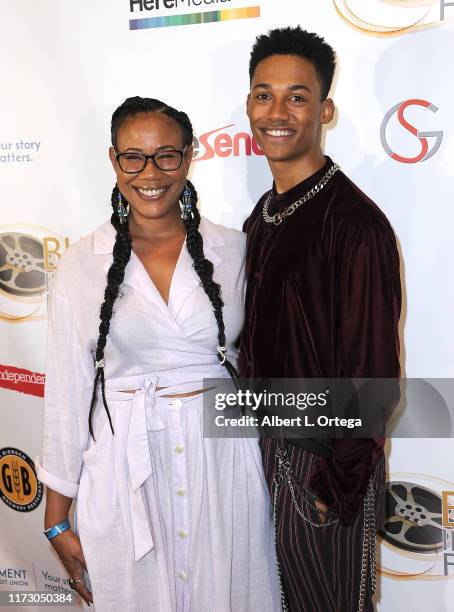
[
  {"xmin": 262, "ymin": 163, "xmax": 340, "ymax": 225},
  {"xmin": 357, "ymin": 480, "xmax": 377, "ymax": 611},
  {"xmin": 273, "ymin": 480, "xmax": 290, "ymax": 612}
]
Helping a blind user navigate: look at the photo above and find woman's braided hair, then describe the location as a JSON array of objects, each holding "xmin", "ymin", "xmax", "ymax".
[{"xmin": 88, "ymin": 96, "xmax": 237, "ymax": 438}]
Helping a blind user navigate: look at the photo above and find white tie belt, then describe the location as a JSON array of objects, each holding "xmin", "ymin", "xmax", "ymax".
[{"xmin": 102, "ymin": 375, "xmax": 205, "ymax": 562}]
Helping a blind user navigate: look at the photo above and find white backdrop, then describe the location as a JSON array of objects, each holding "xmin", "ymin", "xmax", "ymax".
[{"xmin": 1, "ymin": 1, "xmax": 453, "ymax": 610}]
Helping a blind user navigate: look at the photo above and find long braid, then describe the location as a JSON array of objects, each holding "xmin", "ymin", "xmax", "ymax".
[
  {"xmin": 88, "ymin": 184, "xmax": 132, "ymax": 438},
  {"xmin": 183, "ymin": 180, "xmax": 239, "ymax": 387},
  {"xmin": 159, "ymin": 108, "xmax": 239, "ymax": 383}
]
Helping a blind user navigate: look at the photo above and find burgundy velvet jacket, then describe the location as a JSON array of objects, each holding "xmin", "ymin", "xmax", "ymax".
[{"xmin": 238, "ymin": 158, "xmax": 401, "ymax": 523}]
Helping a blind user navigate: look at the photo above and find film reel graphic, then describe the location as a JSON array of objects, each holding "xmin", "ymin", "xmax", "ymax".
[
  {"xmin": 0, "ymin": 225, "xmax": 68, "ymax": 322},
  {"xmin": 381, "ymin": 481, "xmax": 444, "ymax": 553},
  {"xmin": 0, "ymin": 232, "xmax": 46, "ymax": 297}
]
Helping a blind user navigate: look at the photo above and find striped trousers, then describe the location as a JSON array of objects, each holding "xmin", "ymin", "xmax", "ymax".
[{"xmin": 260, "ymin": 439, "xmax": 385, "ymax": 612}]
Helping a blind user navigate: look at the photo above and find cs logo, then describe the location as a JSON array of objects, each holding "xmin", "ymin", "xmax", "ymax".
[{"xmin": 380, "ymin": 99, "xmax": 443, "ymax": 164}]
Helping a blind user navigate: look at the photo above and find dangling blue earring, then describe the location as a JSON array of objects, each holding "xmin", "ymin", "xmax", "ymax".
[
  {"xmin": 180, "ymin": 183, "xmax": 193, "ymax": 221},
  {"xmin": 117, "ymin": 190, "xmax": 129, "ymax": 224}
]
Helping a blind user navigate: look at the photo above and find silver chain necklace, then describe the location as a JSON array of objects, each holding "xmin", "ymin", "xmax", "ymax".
[{"xmin": 262, "ymin": 163, "xmax": 340, "ymax": 226}]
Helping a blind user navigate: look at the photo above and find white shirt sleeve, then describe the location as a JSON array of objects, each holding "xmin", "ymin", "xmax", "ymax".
[{"xmin": 36, "ymin": 279, "xmax": 94, "ymax": 498}]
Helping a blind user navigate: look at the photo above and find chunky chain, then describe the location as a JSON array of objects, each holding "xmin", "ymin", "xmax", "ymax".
[
  {"xmin": 273, "ymin": 479, "xmax": 290, "ymax": 612},
  {"xmin": 262, "ymin": 163, "xmax": 340, "ymax": 225},
  {"xmin": 357, "ymin": 480, "xmax": 377, "ymax": 611}
]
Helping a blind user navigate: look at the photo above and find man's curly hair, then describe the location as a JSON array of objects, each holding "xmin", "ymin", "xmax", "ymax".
[{"xmin": 249, "ymin": 26, "xmax": 336, "ymax": 100}]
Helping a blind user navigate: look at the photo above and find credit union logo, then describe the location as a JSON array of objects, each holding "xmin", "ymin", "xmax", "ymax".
[{"xmin": 380, "ymin": 99, "xmax": 443, "ymax": 164}]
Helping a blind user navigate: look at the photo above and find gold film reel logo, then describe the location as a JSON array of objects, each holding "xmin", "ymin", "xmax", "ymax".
[
  {"xmin": 0, "ymin": 224, "xmax": 69, "ymax": 323},
  {"xmin": 379, "ymin": 474, "xmax": 454, "ymax": 580},
  {"xmin": 0, "ymin": 448, "xmax": 43, "ymax": 512},
  {"xmin": 333, "ymin": 0, "xmax": 454, "ymax": 36}
]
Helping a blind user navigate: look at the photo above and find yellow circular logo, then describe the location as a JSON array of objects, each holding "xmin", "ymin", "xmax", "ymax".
[{"xmin": 0, "ymin": 448, "xmax": 43, "ymax": 512}]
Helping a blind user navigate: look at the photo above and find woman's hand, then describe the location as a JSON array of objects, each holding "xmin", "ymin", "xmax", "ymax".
[
  {"xmin": 44, "ymin": 488, "xmax": 93, "ymax": 605},
  {"xmin": 50, "ymin": 530, "xmax": 93, "ymax": 606}
]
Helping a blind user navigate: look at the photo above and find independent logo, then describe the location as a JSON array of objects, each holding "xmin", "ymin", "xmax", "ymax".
[
  {"xmin": 380, "ymin": 99, "xmax": 443, "ymax": 164},
  {"xmin": 0, "ymin": 447, "xmax": 43, "ymax": 512}
]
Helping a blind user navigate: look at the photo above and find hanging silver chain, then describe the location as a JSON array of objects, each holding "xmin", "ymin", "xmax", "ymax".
[
  {"xmin": 262, "ymin": 163, "xmax": 340, "ymax": 225},
  {"xmin": 357, "ymin": 480, "xmax": 377, "ymax": 611},
  {"xmin": 273, "ymin": 478, "xmax": 290, "ymax": 612}
]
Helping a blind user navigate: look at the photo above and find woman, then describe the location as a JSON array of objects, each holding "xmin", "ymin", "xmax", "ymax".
[{"xmin": 36, "ymin": 97, "xmax": 280, "ymax": 611}]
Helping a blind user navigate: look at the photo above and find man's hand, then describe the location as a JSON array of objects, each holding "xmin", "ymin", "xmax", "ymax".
[{"xmin": 315, "ymin": 498, "xmax": 329, "ymax": 524}]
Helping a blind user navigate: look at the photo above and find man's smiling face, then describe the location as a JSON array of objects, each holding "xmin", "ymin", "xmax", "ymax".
[{"xmin": 247, "ymin": 54, "xmax": 334, "ymax": 164}]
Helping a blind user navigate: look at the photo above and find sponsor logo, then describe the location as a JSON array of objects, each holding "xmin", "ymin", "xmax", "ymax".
[
  {"xmin": 0, "ymin": 224, "xmax": 69, "ymax": 323},
  {"xmin": 379, "ymin": 474, "xmax": 454, "ymax": 579},
  {"xmin": 192, "ymin": 124, "xmax": 263, "ymax": 161},
  {"xmin": 0, "ymin": 448, "xmax": 43, "ymax": 512},
  {"xmin": 0, "ymin": 364, "xmax": 45, "ymax": 397},
  {"xmin": 380, "ymin": 99, "xmax": 443, "ymax": 164},
  {"xmin": 0, "ymin": 568, "xmax": 29, "ymax": 588},
  {"xmin": 333, "ymin": 0, "xmax": 454, "ymax": 35},
  {"xmin": 129, "ymin": 1, "xmax": 260, "ymax": 30}
]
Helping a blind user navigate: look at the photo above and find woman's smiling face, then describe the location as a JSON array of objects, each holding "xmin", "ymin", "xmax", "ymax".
[{"xmin": 109, "ymin": 111, "xmax": 193, "ymax": 223}]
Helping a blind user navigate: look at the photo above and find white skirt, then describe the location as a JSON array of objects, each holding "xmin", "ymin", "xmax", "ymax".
[{"xmin": 75, "ymin": 374, "xmax": 281, "ymax": 612}]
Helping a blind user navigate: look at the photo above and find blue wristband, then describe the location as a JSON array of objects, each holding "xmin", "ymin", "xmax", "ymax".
[{"xmin": 44, "ymin": 519, "xmax": 71, "ymax": 540}]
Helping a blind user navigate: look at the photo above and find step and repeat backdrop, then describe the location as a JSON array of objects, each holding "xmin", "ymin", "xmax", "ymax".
[{"xmin": 1, "ymin": 1, "xmax": 453, "ymax": 610}]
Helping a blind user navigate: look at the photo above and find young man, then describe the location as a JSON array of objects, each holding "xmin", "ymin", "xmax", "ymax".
[{"xmin": 239, "ymin": 28, "xmax": 401, "ymax": 611}]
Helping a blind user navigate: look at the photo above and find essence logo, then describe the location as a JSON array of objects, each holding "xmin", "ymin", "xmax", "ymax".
[
  {"xmin": 192, "ymin": 124, "xmax": 264, "ymax": 161},
  {"xmin": 380, "ymin": 99, "xmax": 443, "ymax": 164}
]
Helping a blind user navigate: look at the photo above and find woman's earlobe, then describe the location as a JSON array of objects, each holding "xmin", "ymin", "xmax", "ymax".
[
  {"xmin": 185, "ymin": 145, "xmax": 194, "ymax": 164},
  {"xmin": 109, "ymin": 147, "xmax": 117, "ymax": 168}
]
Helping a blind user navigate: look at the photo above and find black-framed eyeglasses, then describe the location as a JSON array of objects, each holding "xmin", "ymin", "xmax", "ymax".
[{"xmin": 115, "ymin": 145, "xmax": 188, "ymax": 173}]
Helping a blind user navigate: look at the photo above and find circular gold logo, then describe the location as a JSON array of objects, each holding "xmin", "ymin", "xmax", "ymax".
[
  {"xmin": 0, "ymin": 448, "xmax": 43, "ymax": 512},
  {"xmin": 0, "ymin": 232, "xmax": 46, "ymax": 297}
]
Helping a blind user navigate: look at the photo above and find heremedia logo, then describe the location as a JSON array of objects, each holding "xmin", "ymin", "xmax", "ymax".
[
  {"xmin": 129, "ymin": 0, "xmax": 260, "ymax": 30},
  {"xmin": 131, "ymin": 0, "xmax": 231, "ymax": 10},
  {"xmin": 380, "ymin": 99, "xmax": 443, "ymax": 164}
]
